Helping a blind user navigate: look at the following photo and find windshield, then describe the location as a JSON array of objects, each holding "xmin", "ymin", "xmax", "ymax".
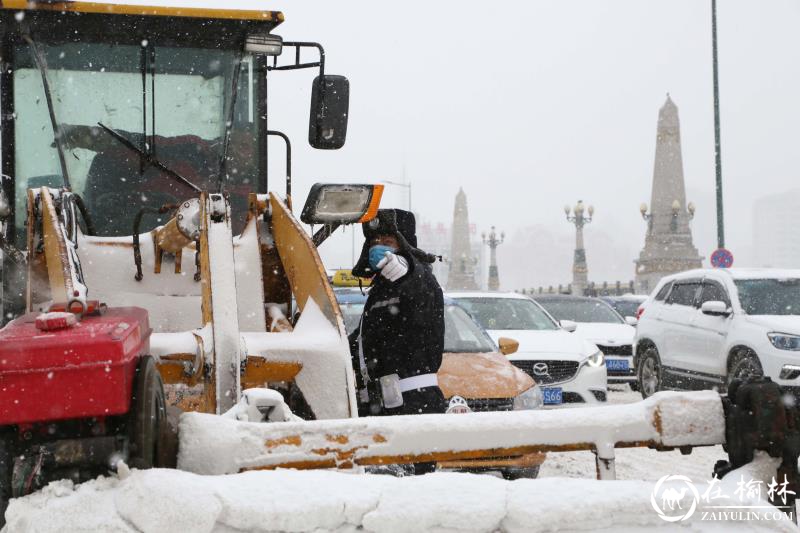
[
  {"xmin": 608, "ymin": 300, "xmax": 642, "ymax": 318},
  {"xmin": 537, "ymin": 298, "xmax": 624, "ymax": 324},
  {"xmin": 340, "ymin": 301, "xmax": 364, "ymax": 335},
  {"xmin": 454, "ymin": 297, "xmax": 557, "ymax": 331},
  {"xmin": 443, "ymin": 304, "xmax": 497, "ymax": 353},
  {"xmin": 735, "ymin": 279, "xmax": 800, "ymax": 316},
  {"xmin": 13, "ymin": 39, "xmax": 258, "ymax": 238},
  {"xmin": 340, "ymin": 300, "xmax": 496, "ymax": 353}
]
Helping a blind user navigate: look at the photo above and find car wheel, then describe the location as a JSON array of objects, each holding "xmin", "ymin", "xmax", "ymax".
[
  {"xmin": 727, "ymin": 352, "xmax": 763, "ymax": 388},
  {"xmin": 638, "ymin": 346, "xmax": 662, "ymax": 399},
  {"xmin": 628, "ymin": 381, "xmax": 640, "ymax": 392}
]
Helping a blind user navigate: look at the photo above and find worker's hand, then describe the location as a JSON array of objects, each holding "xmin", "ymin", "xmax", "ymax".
[{"xmin": 376, "ymin": 251, "xmax": 408, "ymax": 282}]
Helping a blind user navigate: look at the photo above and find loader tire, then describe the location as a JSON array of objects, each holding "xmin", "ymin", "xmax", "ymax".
[{"xmin": 128, "ymin": 356, "xmax": 169, "ymax": 469}]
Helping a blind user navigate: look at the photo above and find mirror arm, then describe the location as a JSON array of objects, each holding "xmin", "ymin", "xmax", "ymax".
[
  {"xmin": 266, "ymin": 131, "xmax": 292, "ymax": 210},
  {"xmin": 267, "ymin": 41, "xmax": 325, "ymax": 76},
  {"xmin": 312, "ymin": 222, "xmax": 341, "ymax": 248}
]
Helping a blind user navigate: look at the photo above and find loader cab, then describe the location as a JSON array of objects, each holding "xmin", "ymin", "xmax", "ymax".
[{"xmin": 0, "ymin": 2, "xmax": 349, "ymax": 324}]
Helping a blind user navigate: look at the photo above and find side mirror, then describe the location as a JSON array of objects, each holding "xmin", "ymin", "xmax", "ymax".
[
  {"xmin": 625, "ymin": 316, "xmax": 638, "ymax": 326},
  {"xmin": 309, "ymin": 75, "xmax": 349, "ymax": 150},
  {"xmin": 300, "ymin": 183, "xmax": 384, "ymax": 225},
  {"xmin": 498, "ymin": 337, "xmax": 519, "ymax": 356},
  {"xmin": 560, "ymin": 320, "xmax": 578, "ymax": 333},
  {"xmin": 701, "ymin": 300, "xmax": 731, "ymax": 317}
]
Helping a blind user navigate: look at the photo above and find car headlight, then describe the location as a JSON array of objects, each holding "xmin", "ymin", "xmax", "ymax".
[
  {"xmin": 768, "ymin": 333, "xmax": 800, "ymax": 351},
  {"xmin": 513, "ymin": 384, "xmax": 544, "ymax": 410},
  {"xmin": 583, "ymin": 350, "xmax": 605, "ymax": 368}
]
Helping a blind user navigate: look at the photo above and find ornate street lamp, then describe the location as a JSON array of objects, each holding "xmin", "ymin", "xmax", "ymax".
[
  {"xmin": 482, "ymin": 226, "xmax": 504, "ymax": 291},
  {"xmin": 565, "ymin": 200, "xmax": 593, "ymax": 296}
]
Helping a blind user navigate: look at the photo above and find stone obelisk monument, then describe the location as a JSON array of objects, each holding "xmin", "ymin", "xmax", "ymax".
[
  {"xmin": 635, "ymin": 95, "xmax": 703, "ymax": 294},
  {"xmin": 446, "ymin": 188, "xmax": 479, "ymax": 290}
]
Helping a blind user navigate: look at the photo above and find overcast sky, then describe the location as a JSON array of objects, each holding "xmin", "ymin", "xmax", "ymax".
[{"xmin": 123, "ymin": 0, "xmax": 800, "ymax": 288}]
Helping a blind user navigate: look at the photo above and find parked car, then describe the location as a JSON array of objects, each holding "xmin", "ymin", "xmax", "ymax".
[
  {"xmin": 634, "ymin": 268, "xmax": 800, "ymax": 398},
  {"xmin": 532, "ymin": 294, "xmax": 637, "ymax": 390},
  {"xmin": 334, "ymin": 287, "xmax": 545, "ymax": 479},
  {"xmin": 600, "ymin": 294, "xmax": 647, "ymax": 320},
  {"xmin": 448, "ymin": 291, "xmax": 607, "ymax": 405}
]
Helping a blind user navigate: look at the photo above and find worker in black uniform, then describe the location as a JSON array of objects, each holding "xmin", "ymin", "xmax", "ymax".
[{"xmin": 349, "ymin": 209, "xmax": 446, "ymax": 419}]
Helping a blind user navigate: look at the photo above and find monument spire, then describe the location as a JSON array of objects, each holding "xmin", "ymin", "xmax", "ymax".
[
  {"xmin": 635, "ymin": 95, "xmax": 703, "ymax": 293},
  {"xmin": 446, "ymin": 188, "xmax": 479, "ymax": 290}
]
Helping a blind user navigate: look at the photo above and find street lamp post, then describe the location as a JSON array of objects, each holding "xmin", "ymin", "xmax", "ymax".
[
  {"xmin": 564, "ymin": 200, "xmax": 593, "ymax": 296},
  {"xmin": 482, "ymin": 226, "xmax": 504, "ymax": 291},
  {"xmin": 712, "ymin": 0, "xmax": 725, "ymax": 249},
  {"xmin": 381, "ymin": 179, "xmax": 411, "ymax": 212}
]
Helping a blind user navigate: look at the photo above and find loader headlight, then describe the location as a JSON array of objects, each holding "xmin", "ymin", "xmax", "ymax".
[
  {"xmin": 768, "ymin": 333, "xmax": 800, "ymax": 351},
  {"xmin": 513, "ymin": 384, "xmax": 544, "ymax": 410},
  {"xmin": 583, "ymin": 350, "xmax": 605, "ymax": 368}
]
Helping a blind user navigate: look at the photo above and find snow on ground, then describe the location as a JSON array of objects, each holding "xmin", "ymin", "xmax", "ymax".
[
  {"xmin": 5, "ymin": 466, "xmax": 795, "ymax": 532},
  {"xmin": 3, "ymin": 387, "xmax": 796, "ymax": 532}
]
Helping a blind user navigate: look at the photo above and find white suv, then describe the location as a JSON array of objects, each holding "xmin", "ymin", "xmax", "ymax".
[{"xmin": 634, "ymin": 268, "xmax": 800, "ymax": 398}]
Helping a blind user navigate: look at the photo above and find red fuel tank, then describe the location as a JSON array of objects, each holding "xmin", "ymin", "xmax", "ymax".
[{"xmin": 0, "ymin": 307, "xmax": 151, "ymax": 425}]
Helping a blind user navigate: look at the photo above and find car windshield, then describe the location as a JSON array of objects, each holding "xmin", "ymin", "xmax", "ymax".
[
  {"xmin": 454, "ymin": 297, "xmax": 557, "ymax": 331},
  {"xmin": 537, "ymin": 299, "xmax": 624, "ymax": 324},
  {"xmin": 443, "ymin": 304, "xmax": 497, "ymax": 353},
  {"xmin": 13, "ymin": 39, "xmax": 257, "ymax": 238},
  {"xmin": 735, "ymin": 279, "xmax": 800, "ymax": 315},
  {"xmin": 339, "ymin": 300, "xmax": 496, "ymax": 353},
  {"xmin": 608, "ymin": 300, "xmax": 642, "ymax": 318},
  {"xmin": 340, "ymin": 301, "xmax": 365, "ymax": 335}
]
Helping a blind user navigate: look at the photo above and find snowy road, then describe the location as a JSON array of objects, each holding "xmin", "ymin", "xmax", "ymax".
[{"xmin": 539, "ymin": 385, "xmax": 726, "ymax": 483}]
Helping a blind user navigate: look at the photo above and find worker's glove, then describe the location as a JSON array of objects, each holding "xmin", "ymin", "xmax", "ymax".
[{"xmin": 376, "ymin": 251, "xmax": 409, "ymax": 282}]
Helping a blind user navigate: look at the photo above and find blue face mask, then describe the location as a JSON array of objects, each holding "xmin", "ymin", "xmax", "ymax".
[{"xmin": 369, "ymin": 245, "xmax": 398, "ymax": 270}]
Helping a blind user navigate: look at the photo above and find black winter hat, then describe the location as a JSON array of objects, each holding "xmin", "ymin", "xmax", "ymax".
[
  {"xmin": 352, "ymin": 209, "xmax": 417, "ymax": 278},
  {"xmin": 362, "ymin": 209, "xmax": 417, "ymax": 248}
]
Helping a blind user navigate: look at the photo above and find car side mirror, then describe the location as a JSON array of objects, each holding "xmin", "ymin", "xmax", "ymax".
[
  {"xmin": 701, "ymin": 300, "xmax": 731, "ymax": 317},
  {"xmin": 560, "ymin": 320, "xmax": 578, "ymax": 333},
  {"xmin": 497, "ymin": 337, "xmax": 519, "ymax": 356},
  {"xmin": 309, "ymin": 75, "xmax": 349, "ymax": 149},
  {"xmin": 625, "ymin": 316, "xmax": 638, "ymax": 326}
]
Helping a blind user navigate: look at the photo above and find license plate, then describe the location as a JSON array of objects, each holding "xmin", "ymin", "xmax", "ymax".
[
  {"xmin": 542, "ymin": 387, "xmax": 562, "ymax": 405},
  {"xmin": 606, "ymin": 359, "xmax": 630, "ymax": 372}
]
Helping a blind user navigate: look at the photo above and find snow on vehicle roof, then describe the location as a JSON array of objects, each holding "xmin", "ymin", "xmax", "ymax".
[
  {"xmin": 665, "ymin": 268, "xmax": 800, "ymax": 281},
  {"xmin": 1, "ymin": 0, "xmax": 283, "ymax": 22},
  {"xmin": 447, "ymin": 291, "xmax": 532, "ymax": 300}
]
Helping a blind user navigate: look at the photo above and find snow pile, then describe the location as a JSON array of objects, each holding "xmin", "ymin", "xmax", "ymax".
[
  {"xmin": 178, "ymin": 390, "xmax": 725, "ymax": 475},
  {"xmin": 4, "ymin": 464, "xmax": 793, "ymax": 532},
  {"xmin": 222, "ymin": 388, "xmax": 299, "ymax": 423},
  {"xmin": 242, "ymin": 297, "xmax": 356, "ymax": 420}
]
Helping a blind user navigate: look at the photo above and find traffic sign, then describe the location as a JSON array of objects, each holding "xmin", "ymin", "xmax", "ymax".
[{"xmin": 710, "ymin": 248, "xmax": 733, "ymax": 268}]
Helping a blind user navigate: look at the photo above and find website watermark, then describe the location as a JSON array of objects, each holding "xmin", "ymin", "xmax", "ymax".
[{"xmin": 650, "ymin": 473, "xmax": 796, "ymax": 523}]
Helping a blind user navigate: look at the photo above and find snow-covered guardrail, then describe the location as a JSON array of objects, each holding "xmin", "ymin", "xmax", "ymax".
[{"xmin": 178, "ymin": 390, "xmax": 725, "ymax": 480}]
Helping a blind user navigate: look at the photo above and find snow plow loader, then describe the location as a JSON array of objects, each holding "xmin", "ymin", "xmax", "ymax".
[{"xmin": 0, "ymin": 0, "xmax": 369, "ymax": 516}]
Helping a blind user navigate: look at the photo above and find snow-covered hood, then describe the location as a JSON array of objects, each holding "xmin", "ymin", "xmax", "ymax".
[
  {"xmin": 486, "ymin": 329, "xmax": 597, "ymax": 362},
  {"xmin": 744, "ymin": 314, "xmax": 800, "ymax": 335},
  {"xmin": 572, "ymin": 322, "xmax": 635, "ymax": 347}
]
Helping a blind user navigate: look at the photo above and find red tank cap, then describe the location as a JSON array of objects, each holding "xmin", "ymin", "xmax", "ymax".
[{"xmin": 35, "ymin": 312, "xmax": 77, "ymax": 331}]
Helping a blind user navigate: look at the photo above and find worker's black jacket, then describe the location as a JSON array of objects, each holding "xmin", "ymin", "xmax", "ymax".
[{"xmin": 357, "ymin": 252, "xmax": 444, "ymax": 382}]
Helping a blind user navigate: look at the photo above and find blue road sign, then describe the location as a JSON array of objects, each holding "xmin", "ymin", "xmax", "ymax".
[{"xmin": 711, "ymin": 248, "xmax": 734, "ymax": 268}]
